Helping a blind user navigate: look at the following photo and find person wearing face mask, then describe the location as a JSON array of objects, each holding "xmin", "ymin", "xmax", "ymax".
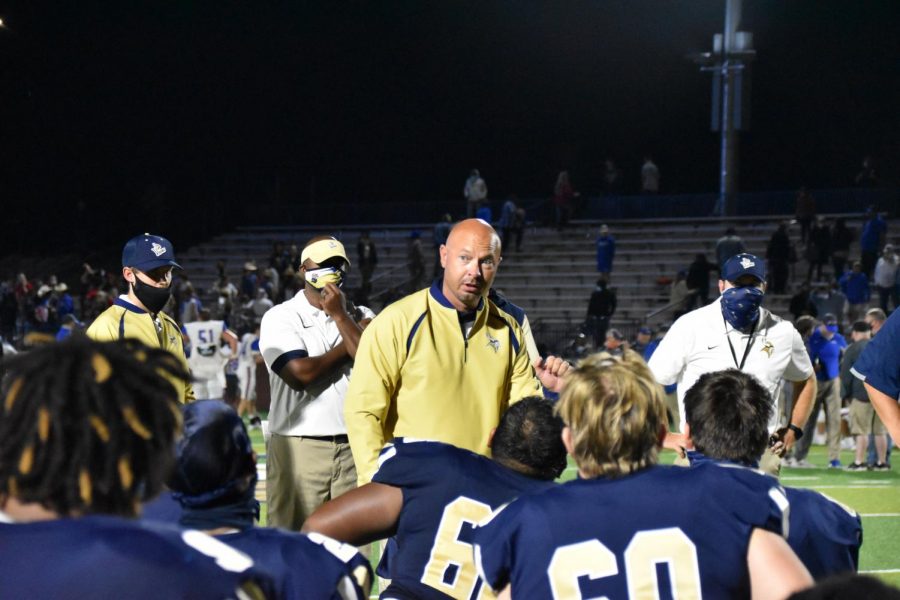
[
  {"xmin": 86, "ymin": 233, "xmax": 195, "ymax": 403},
  {"xmin": 258, "ymin": 236, "xmax": 375, "ymax": 531},
  {"xmin": 648, "ymin": 252, "xmax": 817, "ymax": 476},
  {"xmin": 790, "ymin": 314, "xmax": 848, "ymax": 468}
]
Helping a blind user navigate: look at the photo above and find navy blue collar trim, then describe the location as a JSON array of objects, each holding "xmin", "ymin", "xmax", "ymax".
[
  {"xmin": 687, "ymin": 450, "xmax": 758, "ymax": 469},
  {"xmin": 429, "ymin": 280, "xmax": 485, "ymax": 312},
  {"xmin": 114, "ymin": 297, "xmax": 148, "ymax": 314}
]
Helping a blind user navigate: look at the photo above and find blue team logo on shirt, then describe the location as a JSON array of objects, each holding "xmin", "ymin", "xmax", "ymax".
[{"xmin": 486, "ymin": 332, "xmax": 500, "ymax": 353}]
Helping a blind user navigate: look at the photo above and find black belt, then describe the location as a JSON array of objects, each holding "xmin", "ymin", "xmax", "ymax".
[{"xmin": 301, "ymin": 434, "xmax": 349, "ymax": 444}]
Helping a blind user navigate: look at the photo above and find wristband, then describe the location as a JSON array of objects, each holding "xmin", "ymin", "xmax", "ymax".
[{"xmin": 787, "ymin": 423, "xmax": 804, "ymax": 439}]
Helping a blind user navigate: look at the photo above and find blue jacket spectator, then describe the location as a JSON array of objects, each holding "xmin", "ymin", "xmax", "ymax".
[
  {"xmin": 595, "ymin": 225, "xmax": 616, "ymax": 274},
  {"xmin": 839, "ymin": 267, "xmax": 870, "ymax": 305}
]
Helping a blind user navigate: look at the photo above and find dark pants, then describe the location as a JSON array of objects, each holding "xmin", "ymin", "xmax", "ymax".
[{"xmin": 586, "ymin": 315, "xmax": 610, "ymax": 348}]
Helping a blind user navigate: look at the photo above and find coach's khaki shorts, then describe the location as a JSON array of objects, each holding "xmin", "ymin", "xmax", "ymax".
[{"xmin": 849, "ymin": 399, "xmax": 887, "ymax": 436}]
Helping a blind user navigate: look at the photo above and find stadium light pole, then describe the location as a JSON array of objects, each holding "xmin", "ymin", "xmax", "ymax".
[{"xmin": 689, "ymin": 0, "xmax": 755, "ymax": 217}]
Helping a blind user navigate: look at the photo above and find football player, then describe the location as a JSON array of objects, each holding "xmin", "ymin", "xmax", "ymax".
[
  {"xmin": 156, "ymin": 399, "xmax": 372, "ymax": 600},
  {"xmin": 474, "ymin": 355, "xmax": 813, "ymax": 599},
  {"xmin": 182, "ymin": 307, "xmax": 238, "ymax": 401},
  {"xmin": 303, "ymin": 396, "xmax": 568, "ymax": 599},
  {"xmin": 683, "ymin": 368, "xmax": 862, "ymax": 580},
  {"xmin": 0, "ymin": 336, "xmax": 275, "ymax": 599}
]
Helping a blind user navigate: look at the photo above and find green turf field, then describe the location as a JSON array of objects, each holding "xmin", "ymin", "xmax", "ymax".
[{"xmin": 249, "ymin": 428, "xmax": 900, "ymax": 591}]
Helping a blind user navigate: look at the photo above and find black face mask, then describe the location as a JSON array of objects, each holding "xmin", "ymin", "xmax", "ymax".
[{"xmin": 132, "ymin": 277, "xmax": 172, "ymax": 314}]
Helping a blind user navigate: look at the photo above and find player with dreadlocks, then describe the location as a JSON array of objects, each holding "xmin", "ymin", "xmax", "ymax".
[{"xmin": 0, "ymin": 336, "xmax": 276, "ymax": 599}]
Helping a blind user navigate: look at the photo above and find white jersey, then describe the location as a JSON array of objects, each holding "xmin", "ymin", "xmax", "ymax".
[
  {"xmin": 184, "ymin": 320, "xmax": 228, "ymax": 375},
  {"xmin": 237, "ymin": 332, "xmax": 261, "ymax": 400}
]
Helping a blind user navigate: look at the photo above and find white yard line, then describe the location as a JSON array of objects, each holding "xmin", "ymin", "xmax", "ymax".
[
  {"xmin": 860, "ymin": 513, "xmax": 900, "ymax": 518},
  {"xmin": 861, "ymin": 569, "xmax": 900, "ymax": 574},
  {"xmin": 800, "ymin": 485, "xmax": 895, "ymax": 490}
]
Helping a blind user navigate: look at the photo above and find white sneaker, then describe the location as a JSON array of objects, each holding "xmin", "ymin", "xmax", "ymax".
[
  {"xmin": 783, "ymin": 457, "xmax": 797, "ymax": 467},
  {"xmin": 793, "ymin": 458, "xmax": 815, "ymax": 468}
]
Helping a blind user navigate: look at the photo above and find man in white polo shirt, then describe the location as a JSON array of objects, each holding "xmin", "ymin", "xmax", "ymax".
[
  {"xmin": 648, "ymin": 252, "xmax": 817, "ymax": 475},
  {"xmin": 260, "ymin": 236, "xmax": 375, "ymax": 530}
]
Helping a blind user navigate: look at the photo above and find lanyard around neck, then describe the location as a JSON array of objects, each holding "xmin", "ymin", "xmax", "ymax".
[{"xmin": 724, "ymin": 315, "xmax": 757, "ymax": 371}]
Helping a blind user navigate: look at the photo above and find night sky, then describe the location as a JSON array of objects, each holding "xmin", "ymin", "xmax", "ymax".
[{"xmin": 1, "ymin": 1, "xmax": 898, "ymax": 246}]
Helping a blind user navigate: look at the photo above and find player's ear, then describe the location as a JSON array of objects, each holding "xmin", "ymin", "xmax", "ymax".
[
  {"xmin": 439, "ymin": 244, "xmax": 448, "ymax": 269},
  {"xmin": 561, "ymin": 427, "xmax": 575, "ymax": 457},
  {"xmin": 122, "ymin": 267, "xmax": 135, "ymax": 285},
  {"xmin": 681, "ymin": 423, "xmax": 691, "ymax": 446},
  {"xmin": 486, "ymin": 427, "xmax": 497, "ymax": 449},
  {"xmin": 717, "ymin": 280, "xmax": 726, "ymax": 294}
]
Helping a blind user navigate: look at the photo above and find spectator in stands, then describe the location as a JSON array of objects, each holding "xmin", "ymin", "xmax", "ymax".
[
  {"xmin": 640, "ymin": 155, "xmax": 660, "ymax": 193},
  {"xmin": 865, "ymin": 307, "xmax": 887, "ymax": 335},
  {"xmin": 356, "ymin": 230, "xmax": 377, "ymax": 296},
  {"xmin": 795, "ymin": 186, "xmax": 816, "ymax": 245},
  {"xmin": 212, "ymin": 275, "xmax": 238, "ymax": 320},
  {"xmin": 406, "ymin": 230, "xmax": 426, "ymax": 293},
  {"xmin": 630, "ymin": 326, "xmax": 652, "ymax": 355},
  {"xmin": 55, "ymin": 313, "xmax": 82, "ymax": 342},
  {"xmin": 432, "ymin": 213, "xmax": 453, "ymax": 278},
  {"xmin": 604, "ymin": 328, "xmax": 626, "ymax": 356},
  {"xmin": 860, "ymin": 206, "xmax": 887, "ymax": 279},
  {"xmin": 246, "ymin": 288, "xmax": 273, "ymax": 321},
  {"xmin": 552, "ymin": 170, "xmax": 578, "ymax": 229},
  {"xmin": 806, "ymin": 216, "xmax": 831, "ymax": 283},
  {"xmin": 830, "ymin": 218, "xmax": 854, "ymax": 279},
  {"xmin": 602, "ymin": 158, "xmax": 622, "ymax": 195},
  {"xmin": 812, "ymin": 282, "xmax": 847, "ymax": 329},
  {"xmin": 873, "ymin": 244, "xmax": 898, "ymax": 313},
  {"xmin": 180, "ymin": 283, "xmax": 202, "ymax": 325},
  {"xmin": 767, "ymin": 221, "xmax": 793, "ymax": 294},
  {"xmin": 269, "ymin": 241, "xmax": 290, "ymax": 277},
  {"xmin": 463, "ymin": 169, "xmax": 487, "ymax": 218},
  {"xmin": 791, "ymin": 314, "xmax": 847, "ymax": 468},
  {"xmin": 839, "ymin": 262, "xmax": 870, "ymax": 325},
  {"xmin": 240, "ymin": 262, "xmax": 258, "ymax": 300},
  {"xmin": 669, "ymin": 269, "xmax": 693, "ymax": 319},
  {"xmin": 716, "ymin": 227, "xmax": 745, "ymax": 270},
  {"xmin": 854, "ymin": 156, "xmax": 878, "ymax": 188},
  {"xmin": 586, "ymin": 277, "xmax": 616, "ymax": 348},
  {"xmin": 842, "ymin": 321, "xmax": 888, "ymax": 470},
  {"xmin": 684, "ymin": 369, "xmax": 862, "ymax": 579},
  {"xmin": 595, "ymin": 224, "xmax": 616, "ymax": 278},
  {"xmin": 686, "ymin": 253, "xmax": 716, "ymax": 309},
  {"xmin": 790, "ymin": 282, "xmax": 818, "ymax": 321},
  {"xmin": 498, "ymin": 195, "xmax": 525, "ymax": 253}
]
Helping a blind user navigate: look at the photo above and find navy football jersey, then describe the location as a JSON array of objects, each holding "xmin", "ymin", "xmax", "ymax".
[
  {"xmin": 218, "ymin": 528, "xmax": 373, "ymax": 600},
  {"xmin": 372, "ymin": 437, "xmax": 557, "ymax": 600},
  {"xmin": 142, "ymin": 492, "xmax": 372, "ymax": 599},
  {"xmin": 474, "ymin": 463, "xmax": 788, "ymax": 599},
  {"xmin": 0, "ymin": 514, "xmax": 275, "ymax": 599},
  {"xmin": 687, "ymin": 452, "xmax": 862, "ymax": 580},
  {"xmin": 785, "ymin": 487, "xmax": 861, "ymax": 579}
]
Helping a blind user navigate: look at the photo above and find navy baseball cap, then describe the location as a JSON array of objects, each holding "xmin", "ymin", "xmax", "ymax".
[
  {"xmin": 721, "ymin": 253, "xmax": 766, "ymax": 283},
  {"xmin": 122, "ymin": 233, "xmax": 181, "ymax": 271}
]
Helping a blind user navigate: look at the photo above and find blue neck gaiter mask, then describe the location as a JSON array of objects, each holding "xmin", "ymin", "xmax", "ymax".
[{"xmin": 720, "ymin": 286, "xmax": 764, "ymax": 331}]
